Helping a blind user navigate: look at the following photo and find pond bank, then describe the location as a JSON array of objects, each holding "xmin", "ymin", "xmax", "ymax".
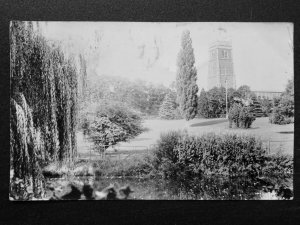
[{"xmin": 45, "ymin": 174, "xmax": 293, "ymax": 200}]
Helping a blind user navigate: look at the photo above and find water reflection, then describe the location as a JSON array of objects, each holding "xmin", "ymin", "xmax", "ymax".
[{"xmin": 75, "ymin": 174, "xmax": 293, "ymax": 200}]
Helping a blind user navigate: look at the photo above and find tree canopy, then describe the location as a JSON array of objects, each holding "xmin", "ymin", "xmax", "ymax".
[
  {"xmin": 82, "ymin": 101, "xmax": 144, "ymax": 150},
  {"xmin": 10, "ymin": 21, "xmax": 78, "ymax": 199},
  {"xmin": 176, "ymin": 30, "xmax": 198, "ymax": 120}
]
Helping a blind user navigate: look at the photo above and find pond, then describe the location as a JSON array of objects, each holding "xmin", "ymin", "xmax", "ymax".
[{"xmin": 46, "ymin": 175, "xmax": 293, "ymax": 200}]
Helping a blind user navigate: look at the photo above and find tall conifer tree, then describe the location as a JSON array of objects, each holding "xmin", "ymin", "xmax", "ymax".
[{"xmin": 176, "ymin": 30, "xmax": 198, "ymax": 120}]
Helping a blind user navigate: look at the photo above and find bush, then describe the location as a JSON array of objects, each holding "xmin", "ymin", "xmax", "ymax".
[
  {"xmin": 263, "ymin": 153, "xmax": 293, "ymax": 176},
  {"xmin": 152, "ymin": 130, "xmax": 187, "ymax": 179},
  {"xmin": 82, "ymin": 101, "xmax": 144, "ymax": 150},
  {"xmin": 228, "ymin": 103, "xmax": 255, "ymax": 128},
  {"xmin": 152, "ymin": 131, "xmax": 292, "ymax": 180},
  {"xmin": 228, "ymin": 103, "xmax": 241, "ymax": 128},
  {"xmin": 269, "ymin": 107, "xmax": 292, "ymax": 125},
  {"xmin": 239, "ymin": 106, "xmax": 256, "ymax": 128}
]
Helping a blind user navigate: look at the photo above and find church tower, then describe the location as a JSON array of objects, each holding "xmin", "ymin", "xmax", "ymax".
[{"xmin": 208, "ymin": 40, "xmax": 236, "ymax": 90}]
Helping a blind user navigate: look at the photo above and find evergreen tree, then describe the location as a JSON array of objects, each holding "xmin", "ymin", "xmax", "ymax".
[
  {"xmin": 258, "ymin": 97, "xmax": 272, "ymax": 116},
  {"xmin": 198, "ymin": 88, "xmax": 209, "ymax": 118},
  {"xmin": 159, "ymin": 92, "xmax": 176, "ymax": 119},
  {"xmin": 176, "ymin": 30, "xmax": 198, "ymax": 120},
  {"xmin": 250, "ymin": 96, "xmax": 263, "ymax": 117}
]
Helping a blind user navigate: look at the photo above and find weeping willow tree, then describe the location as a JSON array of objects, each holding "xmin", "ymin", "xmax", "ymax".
[{"xmin": 10, "ymin": 21, "xmax": 78, "ymax": 199}]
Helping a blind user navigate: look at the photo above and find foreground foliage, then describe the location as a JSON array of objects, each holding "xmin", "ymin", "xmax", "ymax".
[{"xmin": 152, "ymin": 131, "xmax": 293, "ymax": 180}]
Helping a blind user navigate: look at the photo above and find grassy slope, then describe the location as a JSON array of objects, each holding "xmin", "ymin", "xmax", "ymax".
[{"xmin": 77, "ymin": 117, "xmax": 294, "ymax": 156}]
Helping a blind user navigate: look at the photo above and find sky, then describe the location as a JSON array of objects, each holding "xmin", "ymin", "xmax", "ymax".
[{"xmin": 39, "ymin": 22, "xmax": 293, "ymax": 92}]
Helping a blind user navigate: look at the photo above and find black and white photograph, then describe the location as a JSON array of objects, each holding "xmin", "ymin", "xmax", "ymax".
[{"xmin": 9, "ymin": 22, "xmax": 294, "ymax": 200}]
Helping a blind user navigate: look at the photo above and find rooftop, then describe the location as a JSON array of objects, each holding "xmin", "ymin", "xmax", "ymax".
[{"xmin": 209, "ymin": 40, "xmax": 232, "ymax": 49}]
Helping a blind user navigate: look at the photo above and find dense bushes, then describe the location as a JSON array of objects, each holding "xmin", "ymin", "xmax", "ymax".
[
  {"xmin": 269, "ymin": 97, "xmax": 294, "ymax": 125},
  {"xmin": 82, "ymin": 101, "xmax": 144, "ymax": 151},
  {"xmin": 269, "ymin": 79, "xmax": 294, "ymax": 125},
  {"xmin": 197, "ymin": 85, "xmax": 255, "ymax": 119},
  {"xmin": 152, "ymin": 131, "xmax": 292, "ymax": 180},
  {"xmin": 269, "ymin": 107, "xmax": 292, "ymax": 125},
  {"xmin": 152, "ymin": 131, "xmax": 185, "ymax": 179},
  {"xmin": 228, "ymin": 103, "xmax": 256, "ymax": 128}
]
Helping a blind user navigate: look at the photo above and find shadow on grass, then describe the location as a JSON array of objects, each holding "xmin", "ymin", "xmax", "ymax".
[
  {"xmin": 277, "ymin": 131, "xmax": 294, "ymax": 134},
  {"xmin": 190, "ymin": 119, "xmax": 228, "ymax": 127},
  {"xmin": 134, "ymin": 138, "xmax": 152, "ymax": 141}
]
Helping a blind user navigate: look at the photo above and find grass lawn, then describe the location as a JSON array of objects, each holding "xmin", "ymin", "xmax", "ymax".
[{"xmin": 77, "ymin": 117, "xmax": 294, "ymax": 156}]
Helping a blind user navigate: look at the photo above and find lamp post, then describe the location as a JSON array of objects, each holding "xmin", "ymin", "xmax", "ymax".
[{"xmin": 225, "ymin": 78, "xmax": 228, "ymax": 119}]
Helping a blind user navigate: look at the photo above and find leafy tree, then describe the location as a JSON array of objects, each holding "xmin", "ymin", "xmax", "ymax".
[
  {"xmin": 83, "ymin": 101, "xmax": 143, "ymax": 151},
  {"xmin": 207, "ymin": 87, "xmax": 226, "ymax": 118},
  {"xmin": 237, "ymin": 85, "xmax": 254, "ymax": 99},
  {"xmin": 269, "ymin": 79, "xmax": 294, "ymax": 124},
  {"xmin": 279, "ymin": 95, "xmax": 294, "ymax": 118},
  {"xmin": 197, "ymin": 87, "xmax": 236, "ymax": 118},
  {"xmin": 10, "ymin": 21, "xmax": 78, "ymax": 199},
  {"xmin": 284, "ymin": 79, "xmax": 294, "ymax": 97},
  {"xmin": 198, "ymin": 88, "xmax": 209, "ymax": 118},
  {"xmin": 176, "ymin": 30, "xmax": 198, "ymax": 120},
  {"xmin": 83, "ymin": 75, "xmax": 169, "ymax": 117},
  {"xmin": 280, "ymin": 79, "xmax": 294, "ymax": 118},
  {"xmin": 159, "ymin": 92, "xmax": 177, "ymax": 119},
  {"xmin": 228, "ymin": 103, "xmax": 255, "ymax": 128}
]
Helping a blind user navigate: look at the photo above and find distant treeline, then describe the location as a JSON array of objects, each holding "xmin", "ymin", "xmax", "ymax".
[
  {"xmin": 197, "ymin": 85, "xmax": 283, "ymax": 119},
  {"xmin": 81, "ymin": 75, "xmax": 174, "ymax": 117}
]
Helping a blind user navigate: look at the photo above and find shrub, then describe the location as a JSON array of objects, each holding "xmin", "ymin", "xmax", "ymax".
[
  {"xmin": 263, "ymin": 153, "xmax": 293, "ymax": 176},
  {"xmin": 83, "ymin": 101, "xmax": 144, "ymax": 150},
  {"xmin": 152, "ymin": 130, "xmax": 187, "ymax": 179},
  {"xmin": 269, "ymin": 107, "xmax": 292, "ymax": 125},
  {"xmin": 228, "ymin": 103, "xmax": 241, "ymax": 128},
  {"xmin": 239, "ymin": 106, "xmax": 256, "ymax": 128},
  {"xmin": 152, "ymin": 131, "xmax": 292, "ymax": 180},
  {"xmin": 228, "ymin": 103, "xmax": 255, "ymax": 128}
]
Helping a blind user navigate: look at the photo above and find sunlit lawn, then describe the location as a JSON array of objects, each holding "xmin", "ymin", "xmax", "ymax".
[{"xmin": 77, "ymin": 117, "xmax": 294, "ymax": 156}]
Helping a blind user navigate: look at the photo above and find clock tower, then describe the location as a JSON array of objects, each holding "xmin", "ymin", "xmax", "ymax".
[{"xmin": 208, "ymin": 40, "xmax": 236, "ymax": 90}]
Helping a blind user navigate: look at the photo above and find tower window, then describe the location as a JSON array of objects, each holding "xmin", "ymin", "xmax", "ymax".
[
  {"xmin": 211, "ymin": 50, "xmax": 216, "ymax": 59},
  {"xmin": 221, "ymin": 50, "xmax": 229, "ymax": 59}
]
